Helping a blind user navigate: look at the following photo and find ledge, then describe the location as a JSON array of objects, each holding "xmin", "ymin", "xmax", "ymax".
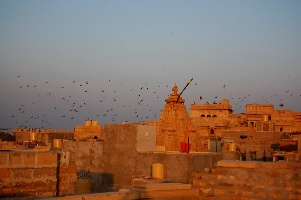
[
  {"xmin": 217, "ymin": 160, "xmax": 301, "ymax": 169},
  {"xmin": 217, "ymin": 160, "xmax": 258, "ymax": 168}
]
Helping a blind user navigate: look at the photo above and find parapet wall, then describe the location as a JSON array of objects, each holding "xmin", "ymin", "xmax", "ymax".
[
  {"xmin": 193, "ymin": 160, "xmax": 301, "ymax": 199},
  {"xmin": 0, "ymin": 151, "xmax": 77, "ymax": 198}
]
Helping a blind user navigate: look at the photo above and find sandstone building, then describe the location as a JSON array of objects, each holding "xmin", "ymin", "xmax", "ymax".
[
  {"xmin": 14, "ymin": 128, "xmax": 73, "ymax": 144},
  {"xmin": 155, "ymin": 83, "xmax": 301, "ymax": 152},
  {"xmin": 74, "ymin": 120, "xmax": 103, "ymax": 141}
]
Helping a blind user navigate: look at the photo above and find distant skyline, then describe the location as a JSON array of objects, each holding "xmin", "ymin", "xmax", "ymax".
[{"xmin": 1, "ymin": 0, "xmax": 300, "ymax": 130}]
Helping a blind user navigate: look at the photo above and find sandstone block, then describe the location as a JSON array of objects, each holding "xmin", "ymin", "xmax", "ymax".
[
  {"xmin": 10, "ymin": 153, "xmax": 23, "ymax": 166},
  {"xmin": 242, "ymin": 191, "xmax": 253, "ymax": 196},
  {"xmin": 191, "ymin": 172, "xmax": 201, "ymax": 179},
  {"xmin": 228, "ymin": 189, "xmax": 238, "ymax": 194},
  {"xmin": 219, "ymin": 182, "xmax": 234, "ymax": 187},
  {"xmin": 265, "ymin": 171, "xmax": 280, "ymax": 177},
  {"xmin": 12, "ymin": 168, "xmax": 32, "ymax": 179},
  {"xmin": 33, "ymin": 167, "xmax": 57, "ymax": 178},
  {"xmin": 0, "ymin": 168, "xmax": 10, "ymax": 179},
  {"xmin": 24, "ymin": 153, "xmax": 36, "ymax": 166},
  {"xmin": 200, "ymin": 187, "xmax": 212, "ymax": 194},
  {"xmin": 270, "ymin": 193, "xmax": 283, "ymax": 199},
  {"xmin": 193, "ymin": 179, "xmax": 207, "ymax": 187},
  {"xmin": 214, "ymin": 188, "xmax": 225, "ymax": 195},
  {"xmin": 256, "ymin": 191, "xmax": 267, "ymax": 198},
  {"xmin": 37, "ymin": 152, "xmax": 57, "ymax": 166},
  {"xmin": 0, "ymin": 153, "xmax": 9, "ymax": 166},
  {"xmin": 254, "ymin": 184, "xmax": 265, "ymax": 189}
]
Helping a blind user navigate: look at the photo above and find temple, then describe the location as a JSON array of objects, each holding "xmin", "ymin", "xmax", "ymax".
[{"xmin": 156, "ymin": 83, "xmax": 196, "ymax": 151}]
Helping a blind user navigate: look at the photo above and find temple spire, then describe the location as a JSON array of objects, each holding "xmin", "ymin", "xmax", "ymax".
[{"xmin": 165, "ymin": 83, "xmax": 185, "ymax": 103}]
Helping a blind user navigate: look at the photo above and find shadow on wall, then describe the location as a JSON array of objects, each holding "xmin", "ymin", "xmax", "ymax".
[{"xmin": 76, "ymin": 171, "xmax": 115, "ymax": 193}]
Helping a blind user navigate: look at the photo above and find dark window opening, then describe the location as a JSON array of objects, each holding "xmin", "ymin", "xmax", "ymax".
[{"xmin": 240, "ymin": 135, "xmax": 247, "ymax": 139}]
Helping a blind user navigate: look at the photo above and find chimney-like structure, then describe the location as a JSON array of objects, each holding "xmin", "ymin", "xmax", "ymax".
[{"xmin": 156, "ymin": 83, "xmax": 196, "ymax": 151}]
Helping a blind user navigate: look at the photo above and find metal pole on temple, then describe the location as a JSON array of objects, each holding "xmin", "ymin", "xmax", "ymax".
[
  {"xmin": 176, "ymin": 78, "xmax": 193, "ymax": 103},
  {"xmin": 188, "ymin": 137, "xmax": 190, "ymax": 153}
]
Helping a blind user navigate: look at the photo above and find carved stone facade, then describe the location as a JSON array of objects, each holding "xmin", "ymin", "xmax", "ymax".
[
  {"xmin": 156, "ymin": 84, "xmax": 196, "ymax": 151},
  {"xmin": 156, "ymin": 88, "xmax": 301, "ymax": 152}
]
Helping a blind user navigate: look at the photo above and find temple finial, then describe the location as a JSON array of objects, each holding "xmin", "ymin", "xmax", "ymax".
[{"xmin": 172, "ymin": 83, "xmax": 178, "ymax": 95}]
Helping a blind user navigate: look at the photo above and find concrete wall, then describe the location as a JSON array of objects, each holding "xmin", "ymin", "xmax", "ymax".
[
  {"xmin": 103, "ymin": 124, "xmax": 224, "ymax": 187},
  {"xmin": 103, "ymin": 124, "xmax": 139, "ymax": 187},
  {"xmin": 0, "ymin": 151, "xmax": 76, "ymax": 198},
  {"xmin": 193, "ymin": 160, "xmax": 301, "ymax": 199}
]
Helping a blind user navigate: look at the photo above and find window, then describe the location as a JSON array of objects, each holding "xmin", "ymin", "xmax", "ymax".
[
  {"xmin": 207, "ymin": 115, "xmax": 211, "ymax": 118},
  {"xmin": 250, "ymin": 122, "xmax": 254, "ymax": 128},
  {"xmin": 212, "ymin": 115, "xmax": 217, "ymax": 117},
  {"xmin": 201, "ymin": 114, "xmax": 205, "ymax": 117}
]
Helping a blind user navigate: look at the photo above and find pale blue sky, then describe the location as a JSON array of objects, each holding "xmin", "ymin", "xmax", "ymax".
[{"xmin": 1, "ymin": 0, "xmax": 300, "ymax": 130}]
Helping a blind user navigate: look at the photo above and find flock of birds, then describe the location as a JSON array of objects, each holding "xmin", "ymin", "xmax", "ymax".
[
  {"xmin": 7, "ymin": 74, "xmax": 300, "ymax": 130},
  {"xmin": 11, "ymin": 75, "xmax": 178, "ymax": 129}
]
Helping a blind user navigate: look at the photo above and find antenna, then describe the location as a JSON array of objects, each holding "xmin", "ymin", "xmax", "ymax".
[{"xmin": 176, "ymin": 78, "xmax": 193, "ymax": 102}]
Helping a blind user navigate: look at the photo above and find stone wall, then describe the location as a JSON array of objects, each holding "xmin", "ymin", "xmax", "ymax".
[
  {"xmin": 62, "ymin": 141, "xmax": 104, "ymax": 192},
  {"xmin": 192, "ymin": 160, "xmax": 301, "ymax": 199},
  {"xmin": 0, "ymin": 151, "xmax": 77, "ymax": 198}
]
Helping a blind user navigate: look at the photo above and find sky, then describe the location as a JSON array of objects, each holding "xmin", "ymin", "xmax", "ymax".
[{"xmin": 1, "ymin": 0, "xmax": 301, "ymax": 130}]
